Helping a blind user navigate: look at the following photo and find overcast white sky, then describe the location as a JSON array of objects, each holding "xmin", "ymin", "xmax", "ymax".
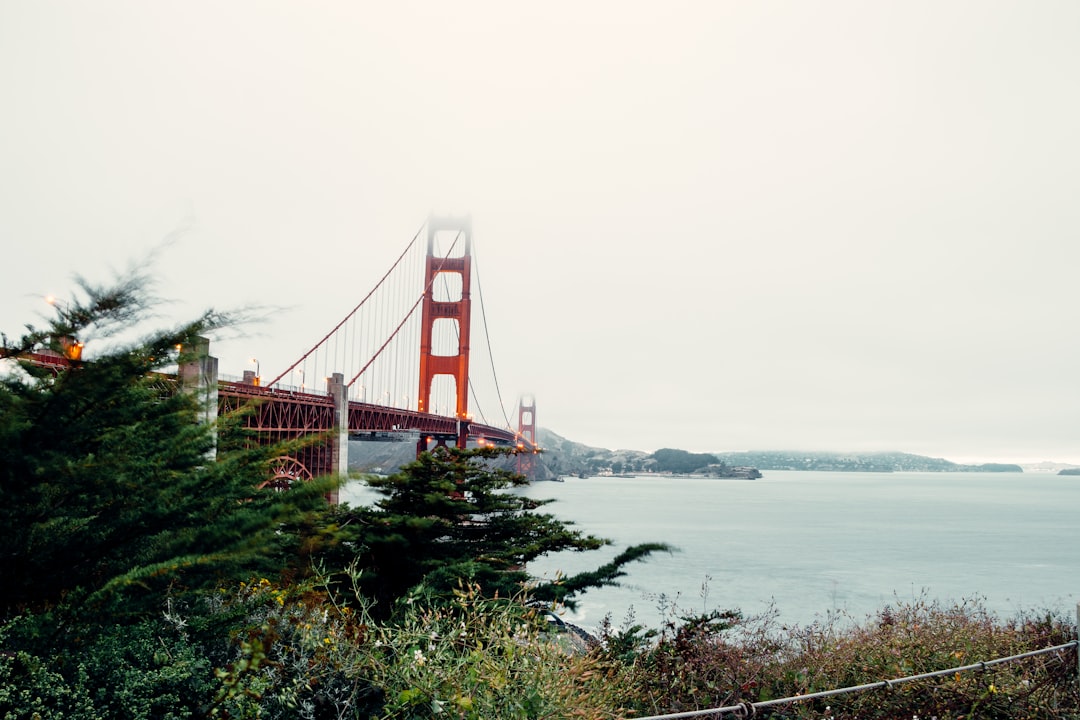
[{"xmin": 2, "ymin": 2, "xmax": 1078, "ymax": 464}]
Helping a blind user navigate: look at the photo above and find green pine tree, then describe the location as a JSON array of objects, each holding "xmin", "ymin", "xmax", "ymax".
[
  {"xmin": 314, "ymin": 445, "xmax": 669, "ymax": 615},
  {"xmin": 0, "ymin": 274, "xmax": 336, "ymax": 623}
]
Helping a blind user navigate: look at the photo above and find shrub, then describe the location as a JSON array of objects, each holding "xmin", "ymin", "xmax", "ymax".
[
  {"xmin": 202, "ymin": 575, "xmax": 634, "ymax": 720},
  {"xmin": 770, "ymin": 598, "xmax": 1079, "ymax": 719},
  {"xmin": 365, "ymin": 583, "xmax": 634, "ymax": 720},
  {"xmin": 0, "ymin": 646, "xmax": 97, "ymax": 720},
  {"xmin": 594, "ymin": 596, "xmax": 774, "ymax": 716},
  {"xmin": 204, "ymin": 576, "xmax": 383, "ymax": 720},
  {"xmin": 79, "ymin": 614, "xmax": 215, "ymax": 719},
  {"xmin": 602, "ymin": 595, "xmax": 1080, "ymax": 720}
]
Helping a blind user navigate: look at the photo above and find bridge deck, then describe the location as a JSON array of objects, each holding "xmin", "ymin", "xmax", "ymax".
[{"xmin": 218, "ymin": 381, "xmax": 518, "ymax": 445}]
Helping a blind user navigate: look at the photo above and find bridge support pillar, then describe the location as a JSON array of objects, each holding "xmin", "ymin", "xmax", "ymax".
[
  {"xmin": 517, "ymin": 395, "xmax": 537, "ymax": 478},
  {"xmin": 327, "ymin": 372, "xmax": 348, "ymax": 503},
  {"xmin": 417, "ymin": 215, "xmax": 472, "ymax": 450},
  {"xmin": 179, "ymin": 336, "xmax": 218, "ymax": 461},
  {"xmin": 416, "ymin": 432, "xmax": 456, "ymax": 458}
]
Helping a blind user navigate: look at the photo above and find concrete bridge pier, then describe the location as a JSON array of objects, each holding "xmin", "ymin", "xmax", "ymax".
[
  {"xmin": 327, "ymin": 372, "xmax": 348, "ymax": 503},
  {"xmin": 179, "ymin": 336, "xmax": 219, "ymax": 461}
]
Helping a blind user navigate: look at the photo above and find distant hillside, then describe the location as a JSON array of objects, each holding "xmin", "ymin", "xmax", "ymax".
[
  {"xmin": 344, "ymin": 430, "xmax": 1024, "ymax": 481},
  {"xmin": 535, "ymin": 431, "xmax": 759, "ymax": 477},
  {"xmin": 535, "ymin": 432, "xmax": 1023, "ymax": 475},
  {"xmin": 715, "ymin": 450, "xmax": 1022, "ymax": 473},
  {"xmin": 535, "ymin": 428, "xmax": 649, "ymax": 477}
]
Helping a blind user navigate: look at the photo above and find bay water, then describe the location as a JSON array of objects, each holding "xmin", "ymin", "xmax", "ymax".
[
  {"xmin": 341, "ymin": 470, "xmax": 1079, "ymax": 632},
  {"xmin": 515, "ymin": 471, "xmax": 1080, "ymax": 632}
]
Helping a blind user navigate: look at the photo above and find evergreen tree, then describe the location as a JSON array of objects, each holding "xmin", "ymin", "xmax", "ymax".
[
  {"xmin": 315, "ymin": 446, "xmax": 669, "ymax": 615},
  {"xmin": 0, "ymin": 274, "xmax": 336, "ymax": 622}
]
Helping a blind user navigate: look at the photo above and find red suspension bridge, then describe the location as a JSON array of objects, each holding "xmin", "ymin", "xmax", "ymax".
[{"xmin": 88, "ymin": 216, "xmax": 537, "ymax": 496}]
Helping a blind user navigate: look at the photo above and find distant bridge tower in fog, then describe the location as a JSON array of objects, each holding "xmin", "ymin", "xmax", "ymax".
[{"xmin": 517, "ymin": 394, "xmax": 537, "ymax": 476}]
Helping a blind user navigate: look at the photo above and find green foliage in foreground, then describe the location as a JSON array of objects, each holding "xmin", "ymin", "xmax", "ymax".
[
  {"xmin": 0, "ymin": 575, "xmax": 637, "ymax": 720},
  {"xmin": 600, "ymin": 594, "xmax": 1079, "ymax": 719},
  {"xmin": 3, "ymin": 584, "xmax": 1076, "ymax": 719},
  {"xmin": 306, "ymin": 447, "xmax": 671, "ymax": 616},
  {"xmin": 0, "ymin": 275, "xmax": 335, "ymax": 625}
]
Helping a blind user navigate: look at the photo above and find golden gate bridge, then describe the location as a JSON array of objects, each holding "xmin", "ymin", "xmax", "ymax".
[{"xmin": 34, "ymin": 216, "xmax": 540, "ymax": 496}]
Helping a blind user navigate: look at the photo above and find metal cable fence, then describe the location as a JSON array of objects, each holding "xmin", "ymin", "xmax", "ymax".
[{"xmin": 632, "ymin": 638, "xmax": 1079, "ymax": 720}]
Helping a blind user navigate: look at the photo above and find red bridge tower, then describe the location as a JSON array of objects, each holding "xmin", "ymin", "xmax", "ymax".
[{"xmin": 417, "ymin": 216, "xmax": 472, "ymax": 451}]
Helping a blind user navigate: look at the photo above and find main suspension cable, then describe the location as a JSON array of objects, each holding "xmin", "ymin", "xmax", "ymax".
[
  {"xmin": 346, "ymin": 231, "xmax": 463, "ymax": 389},
  {"xmin": 264, "ymin": 221, "xmax": 426, "ymax": 389}
]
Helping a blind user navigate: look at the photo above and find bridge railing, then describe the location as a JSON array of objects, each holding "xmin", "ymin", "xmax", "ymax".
[{"xmin": 218, "ymin": 379, "xmax": 333, "ymax": 405}]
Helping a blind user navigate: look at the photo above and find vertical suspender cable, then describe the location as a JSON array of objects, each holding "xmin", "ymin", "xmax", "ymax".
[
  {"xmin": 346, "ymin": 231, "xmax": 462, "ymax": 389},
  {"xmin": 471, "ymin": 248, "xmax": 514, "ymax": 431},
  {"xmin": 264, "ymin": 222, "xmax": 425, "ymax": 389}
]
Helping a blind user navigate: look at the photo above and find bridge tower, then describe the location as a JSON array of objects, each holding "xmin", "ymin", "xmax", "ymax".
[
  {"xmin": 517, "ymin": 394, "xmax": 537, "ymax": 477},
  {"xmin": 417, "ymin": 216, "xmax": 472, "ymax": 452}
]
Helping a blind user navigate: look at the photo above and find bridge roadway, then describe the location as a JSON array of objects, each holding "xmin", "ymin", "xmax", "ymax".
[{"xmin": 218, "ymin": 380, "xmax": 520, "ymax": 446}]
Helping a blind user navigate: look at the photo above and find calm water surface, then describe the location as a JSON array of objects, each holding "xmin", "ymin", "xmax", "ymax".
[{"xmin": 513, "ymin": 471, "xmax": 1080, "ymax": 631}]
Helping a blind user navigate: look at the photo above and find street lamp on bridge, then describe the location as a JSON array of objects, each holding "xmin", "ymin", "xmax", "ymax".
[
  {"xmin": 249, "ymin": 357, "xmax": 260, "ymax": 386},
  {"xmin": 43, "ymin": 295, "xmax": 84, "ymax": 361}
]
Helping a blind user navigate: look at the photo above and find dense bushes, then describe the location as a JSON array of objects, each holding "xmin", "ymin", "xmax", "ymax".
[
  {"xmin": 4, "ymin": 584, "xmax": 1074, "ymax": 719},
  {"xmin": 217, "ymin": 578, "xmax": 634, "ymax": 720},
  {"xmin": 598, "ymin": 595, "xmax": 1079, "ymax": 719},
  {"xmin": 1, "ymin": 575, "xmax": 631, "ymax": 719}
]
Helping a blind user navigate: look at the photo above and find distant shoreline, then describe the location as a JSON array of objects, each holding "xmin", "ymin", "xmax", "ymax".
[{"xmin": 577, "ymin": 471, "xmax": 760, "ymax": 480}]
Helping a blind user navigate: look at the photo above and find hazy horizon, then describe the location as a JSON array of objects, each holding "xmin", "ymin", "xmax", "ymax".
[
  {"xmin": 3, "ymin": 3, "xmax": 1078, "ymax": 465},
  {"xmin": 538, "ymin": 427, "xmax": 1078, "ymax": 468}
]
